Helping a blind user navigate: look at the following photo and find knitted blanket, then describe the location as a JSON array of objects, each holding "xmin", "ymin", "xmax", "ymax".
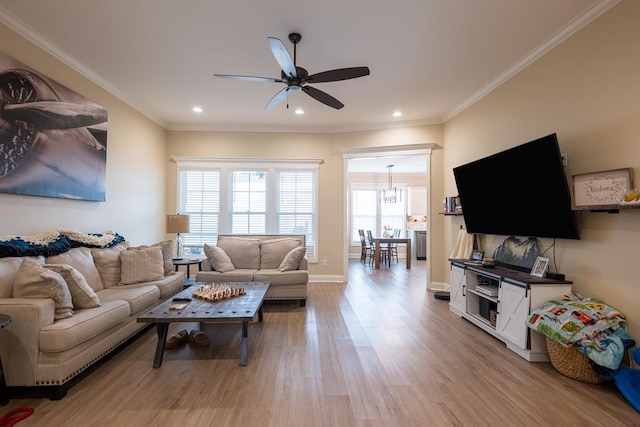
[{"xmin": 0, "ymin": 229, "xmax": 125, "ymax": 258}]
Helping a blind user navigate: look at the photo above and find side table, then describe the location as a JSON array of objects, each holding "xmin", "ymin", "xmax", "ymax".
[
  {"xmin": 172, "ymin": 258, "xmax": 203, "ymax": 279},
  {"xmin": 0, "ymin": 314, "xmax": 10, "ymax": 405}
]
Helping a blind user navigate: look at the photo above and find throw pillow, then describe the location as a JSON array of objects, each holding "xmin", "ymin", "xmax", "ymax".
[
  {"xmin": 0, "ymin": 255, "xmax": 44, "ymax": 299},
  {"xmin": 46, "ymin": 247, "xmax": 104, "ymax": 292},
  {"xmin": 44, "ymin": 263, "xmax": 101, "ymax": 309},
  {"xmin": 261, "ymin": 238, "xmax": 303, "ymax": 269},
  {"xmin": 217, "ymin": 237, "xmax": 261, "ymax": 270},
  {"xmin": 119, "ymin": 246, "xmax": 164, "ymax": 285},
  {"xmin": 91, "ymin": 242, "xmax": 130, "ymax": 288},
  {"xmin": 13, "ymin": 258, "xmax": 74, "ymax": 320},
  {"xmin": 203, "ymin": 244, "xmax": 235, "ymax": 272},
  {"xmin": 277, "ymin": 247, "xmax": 306, "ymax": 272},
  {"xmin": 127, "ymin": 241, "xmax": 173, "ymax": 276}
]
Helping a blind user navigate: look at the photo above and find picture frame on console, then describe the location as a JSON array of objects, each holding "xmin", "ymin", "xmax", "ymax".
[
  {"xmin": 470, "ymin": 250, "xmax": 484, "ymax": 261},
  {"xmin": 530, "ymin": 257, "xmax": 549, "ymax": 277}
]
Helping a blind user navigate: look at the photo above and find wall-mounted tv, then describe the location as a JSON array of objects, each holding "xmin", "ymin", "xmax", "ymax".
[{"xmin": 453, "ymin": 133, "xmax": 580, "ymax": 240}]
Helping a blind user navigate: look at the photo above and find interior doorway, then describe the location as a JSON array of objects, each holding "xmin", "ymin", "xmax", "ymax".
[{"xmin": 341, "ymin": 144, "xmax": 434, "ymax": 288}]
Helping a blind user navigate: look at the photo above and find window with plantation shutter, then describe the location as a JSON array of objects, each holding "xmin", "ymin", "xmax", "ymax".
[
  {"xmin": 173, "ymin": 157, "xmax": 320, "ymax": 261},
  {"xmin": 278, "ymin": 170, "xmax": 316, "ymax": 259},
  {"xmin": 231, "ymin": 170, "xmax": 267, "ymax": 234},
  {"xmin": 179, "ymin": 169, "xmax": 220, "ymax": 256}
]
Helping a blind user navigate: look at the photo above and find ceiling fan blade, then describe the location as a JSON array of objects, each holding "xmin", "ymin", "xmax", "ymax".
[
  {"xmin": 266, "ymin": 87, "xmax": 290, "ymax": 110},
  {"xmin": 214, "ymin": 74, "xmax": 284, "ymax": 83},
  {"xmin": 267, "ymin": 37, "xmax": 297, "ymax": 79},
  {"xmin": 301, "ymin": 86, "xmax": 344, "ymax": 109},
  {"xmin": 307, "ymin": 67, "xmax": 370, "ymax": 83}
]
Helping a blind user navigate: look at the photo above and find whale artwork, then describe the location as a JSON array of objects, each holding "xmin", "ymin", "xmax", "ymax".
[{"xmin": 0, "ymin": 51, "xmax": 107, "ymax": 201}]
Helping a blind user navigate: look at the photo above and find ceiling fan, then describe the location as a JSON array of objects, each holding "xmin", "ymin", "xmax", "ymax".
[{"xmin": 214, "ymin": 32, "xmax": 370, "ymax": 110}]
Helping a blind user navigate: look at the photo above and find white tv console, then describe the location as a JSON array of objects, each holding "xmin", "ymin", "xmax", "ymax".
[{"xmin": 449, "ymin": 260, "xmax": 572, "ymax": 362}]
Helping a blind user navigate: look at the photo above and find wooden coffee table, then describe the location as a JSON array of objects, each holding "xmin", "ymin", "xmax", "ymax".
[{"xmin": 137, "ymin": 282, "xmax": 269, "ymax": 368}]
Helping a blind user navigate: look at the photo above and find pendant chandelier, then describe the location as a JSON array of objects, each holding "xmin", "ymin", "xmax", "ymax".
[{"xmin": 381, "ymin": 164, "xmax": 402, "ymax": 203}]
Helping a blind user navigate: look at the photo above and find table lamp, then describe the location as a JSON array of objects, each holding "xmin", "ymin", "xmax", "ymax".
[{"xmin": 166, "ymin": 214, "xmax": 190, "ymax": 259}]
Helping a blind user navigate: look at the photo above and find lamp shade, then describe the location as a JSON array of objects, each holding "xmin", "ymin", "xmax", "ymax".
[{"xmin": 166, "ymin": 214, "xmax": 190, "ymax": 234}]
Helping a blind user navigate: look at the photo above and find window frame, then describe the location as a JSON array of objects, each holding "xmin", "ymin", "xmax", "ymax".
[{"xmin": 172, "ymin": 157, "xmax": 321, "ymax": 262}]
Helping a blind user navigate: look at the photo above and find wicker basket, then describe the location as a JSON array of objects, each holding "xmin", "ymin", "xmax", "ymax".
[{"xmin": 545, "ymin": 337, "xmax": 606, "ymax": 384}]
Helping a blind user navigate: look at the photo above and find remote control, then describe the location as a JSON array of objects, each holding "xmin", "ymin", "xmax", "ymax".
[{"xmin": 172, "ymin": 297, "xmax": 192, "ymax": 302}]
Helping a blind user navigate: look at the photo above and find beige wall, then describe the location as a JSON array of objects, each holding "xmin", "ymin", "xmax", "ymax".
[
  {"xmin": 444, "ymin": 1, "xmax": 640, "ymax": 336},
  {"xmin": 166, "ymin": 126, "xmax": 444, "ymax": 280},
  {"xmin": 0, "ymin": 23, "xmax": 168, "ymax": 245}
]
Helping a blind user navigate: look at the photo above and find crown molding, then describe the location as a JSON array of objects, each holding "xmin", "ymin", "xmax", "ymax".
[{"xmin": 0, "ymin": 6, "xmax": 168, "ymax": 128}]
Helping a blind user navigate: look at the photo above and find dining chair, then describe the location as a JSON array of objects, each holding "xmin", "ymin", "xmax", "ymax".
[
  {"xmin": 389, "ymin": 229, "xmax": 401, "ymax": 263},
  {"xmin": 367, "ymin": 229, "xmax": 389, "ymax": 267},
  {"xmin": 358, "ymin": 229, "xmax": 372, "ymax": 263}
]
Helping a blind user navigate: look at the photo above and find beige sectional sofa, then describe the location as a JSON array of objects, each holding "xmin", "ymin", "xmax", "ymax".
[
  {"xmin": 0, "ymin": 242, "xmax": 184, "ymax": 399},
  {"xmin": 195, "ymin": 234, "xmax": 309, "ymax": 306}
]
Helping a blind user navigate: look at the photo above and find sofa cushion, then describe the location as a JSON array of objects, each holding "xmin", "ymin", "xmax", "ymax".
[
  {"xmin": 195, "ymin": 269, "xmax": 256, "ymax": 283},
  {"xmin": 277, "ymin": 247, "xmax": 306, "ymax": 272},
  {"xmin": 113, "ymin": 272, "xmax": 185, "ymax": 299},
  {"xmin": 127, "ymin": 241, "xmax": 173, "ymax": 276},
  {"xmin": 119, "ymin": 247, "xmax": 164, "ymax": 285},
  {"xmin": 217, "ymin": 237, "xmax": 261, "ymax": 270},
  {"xmin": 91, "ymin": 242, "xmax": 130, "ymax": 288},
  {"xmin": 13, "ymin": 258, "xmax": 74, "ymax": 320},
  {"xmin": 46, "ymin": 247, "xmax": 104, "ymax": 292},
  {"xmin": 44, "ymin": 264, "xmax": 101, "ymax": 309},
  {"xmin": 260, "ymin": 238, "xmax": 304, "ymax": 269},
  {"xmin": 0, "ymin": 255, "xmax": 44, "ymax": 298},
  {"xmin": 253, "ymin": 268, "xmax": 309, "ymax": 286},
  {"xmin": 97, "ymin": 285, "xmax": 160, "ymax": 315},
  {"xmin": 38, "ymin": 300, "xmax": 130, "ymax": 353},
  {"xmin": 203, "ymin": 244, "xmax": 235, "ymax": 272}
]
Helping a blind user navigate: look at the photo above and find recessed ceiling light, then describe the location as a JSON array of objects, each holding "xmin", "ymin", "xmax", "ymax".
[
  {"xmin": 192, "ymin": 106, "xmax": 203, "ymax": 113},
  {"xmin": 295, "ymin": 109, "xmax": 304, "ymax": 115},
  {"xmin": 392, "ymin": 111, "xmax": 402, "ymax": 117}
]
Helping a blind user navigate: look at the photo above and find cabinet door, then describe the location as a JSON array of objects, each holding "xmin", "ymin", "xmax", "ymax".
[
  {"xmin": 496, "ymin": 281, "xmax": 529, "ymax": 349},
  {"xmin": 449, "ymin": 264, "xmax": 466, "ymax": 316}
]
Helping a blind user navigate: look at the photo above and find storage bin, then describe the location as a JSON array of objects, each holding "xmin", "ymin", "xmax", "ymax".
[{"xmin": 545, "ymin": 337, "xmax": 606, "ymax": 384}]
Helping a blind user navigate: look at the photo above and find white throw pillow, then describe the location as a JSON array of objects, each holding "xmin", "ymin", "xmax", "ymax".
[
  {"xmin": 46, "ymin": 247, "xmax": 104, "ymax": 292},
  {"xmin": 277, "ymin": 247, "xmax": 306, "ymax": 272},
  {"xmin": 91, "ymin": 242, "xmax": 130, "ymax": 288},
  {"xmin": 127, "ymin": 241, "xmax": 173, "ymax": 276},
  {"xmin": 44, "ymin": 263, "xmax": 101, "ymax": 309},
  {"xmin": 13, "ymin": 258, "xmax": 74, "ymax": 320},
  {"xmin": 204, "ymin": 244, "xmax": 236, "ymax": 273},
  {"xmin": 119, "ymin": 247, "xmax": 164, "ymax": 285}
]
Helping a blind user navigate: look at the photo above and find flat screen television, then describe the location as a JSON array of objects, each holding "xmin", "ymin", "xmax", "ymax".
[{"xmin": 453, "ymin": 133, "xmax": 580, "ymax": 240}]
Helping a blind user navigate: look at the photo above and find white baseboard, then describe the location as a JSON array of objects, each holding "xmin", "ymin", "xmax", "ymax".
[
  {"xmin": 429, "ymin": 281, "xmax": 450, "ymax": 292},
  {"xmin": 309, "ymin": 274, "xmax": 346, "ymax": 283}
]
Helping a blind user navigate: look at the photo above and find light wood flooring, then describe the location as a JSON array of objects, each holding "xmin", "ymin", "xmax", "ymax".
[{"xmin": 3, "ymin": 260, "xmax": 639, "ymax": 426}]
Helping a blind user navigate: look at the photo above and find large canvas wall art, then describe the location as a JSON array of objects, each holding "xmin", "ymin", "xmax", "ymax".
[{"xmin": 0, "ymin": 51, "xmax": 107, "ymax": 201}]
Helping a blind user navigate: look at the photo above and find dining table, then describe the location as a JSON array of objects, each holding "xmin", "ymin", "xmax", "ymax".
[{"xmin": 373, "ymin": 237, "xmax": 412, "ymax": 269}]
